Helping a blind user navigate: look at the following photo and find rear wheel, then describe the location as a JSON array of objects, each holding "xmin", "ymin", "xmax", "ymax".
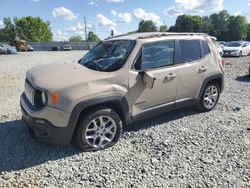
[
  {"xmin": 75, "ymin": 108, "xmax": 122, "ymax": 151},
  {"xmin": 196, "ymin": 82, "xmax": 220, "ymax": 112}
]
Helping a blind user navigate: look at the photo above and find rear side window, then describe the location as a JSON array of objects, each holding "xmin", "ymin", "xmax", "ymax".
[
  {"xmin": 176, "ymin": 40, "xmax": 201, "ymax": 64},
  {"xmin": 200, "ymin": 40, "xmax": 210, "ymax": 57},
  {"xmin": 140, "ymin": 41, "xmax": 175, "ymax": 70}
]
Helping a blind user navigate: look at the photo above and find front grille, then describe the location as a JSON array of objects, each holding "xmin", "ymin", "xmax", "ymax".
[
  {"xmin": 25, "ymin": 81, "xmax": 35, "ymax": 105},
  {"xmin": 24, "ymin": 80, "xmax": 44, "ymax": 108}
]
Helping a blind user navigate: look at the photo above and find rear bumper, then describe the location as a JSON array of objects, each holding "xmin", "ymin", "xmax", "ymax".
[{"xmin": 21, "ymin": 99, "xmax": 73, "ymax": 146}]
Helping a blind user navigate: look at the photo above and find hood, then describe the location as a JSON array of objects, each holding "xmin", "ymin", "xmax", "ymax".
[
  {"xmin": 223, "ymin": 46, "xmax": 242, "ymax": 51},
  {"xmin": 27, "ymin": 62, "xmax": 113, "ymax": 91}
]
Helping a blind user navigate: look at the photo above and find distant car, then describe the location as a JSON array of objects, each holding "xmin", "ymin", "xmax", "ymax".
[
  {"xmin": 63, "ymin": 45, "xmax": 72, "ymax": 51},
  {"xmin": 0, "ymin": 45, "xmax": 8, "ymax": 54},
  {"xmin": 216, "ymin": 42, "xmax": 224, "ymax": 56},
  {"xmin": 0, "ymin": 44, "xmax": 17, "ymax": 54},
  {"xmin": 52, "ymin": 46, "xmax": 60, "ymax": 51},
  {"xmin": 218, "ymin": 41, "xmax": 228, "ymax": 46},
  {"xmin": 223, "ymin": 41, "xmax": 250, "ymax": 57},
  {"xmin": 27, "ymin": 45, "xmax": 34, "ymax": 52}
]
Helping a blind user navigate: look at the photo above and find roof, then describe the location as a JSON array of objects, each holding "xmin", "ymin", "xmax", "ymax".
[{"xmin": 105, "ymin": 32, "xmax": 209, "ymax": 41}]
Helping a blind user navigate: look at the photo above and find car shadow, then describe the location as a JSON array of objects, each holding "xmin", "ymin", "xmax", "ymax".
[
  {"xmin": 235, "ymin": 75, "xmax": 250, "ymax": 83},
  {"xmin": 0, "ymin": 107, "xmax": 200, "ymax": 173},
  {"xmin": 0, "ymin": 120, "xmax": 79, "ymax": 173}
]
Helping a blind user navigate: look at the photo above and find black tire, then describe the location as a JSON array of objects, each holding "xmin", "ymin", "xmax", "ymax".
[
  {"xmin": 239, "ymin": 51, "xmax": 242, "ymax": 57},
  {"xmin": 74, "ymin": 108, "xmax": 123, "ymax": 151},
  {"xmin": 196, "ymin": 82, "xmax": 220, "ymax": 112}
]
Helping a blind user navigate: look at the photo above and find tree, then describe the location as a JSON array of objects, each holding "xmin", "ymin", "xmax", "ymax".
[
  {"xmin": 69, "ymin": 35, "xmax": 83, "ymax": 42},
  {"xmin": 202, "ymin": 16, "xmax": 216, "ymax": 36},
  {"xmin": 0, "ymin": 18, "xmax": 15, "ymax": 44},
  {"xmin": 159, "ymin": 25, "xmax": 167, "ymax": 32},
  {"xmin": 175, "ymin": 14, "xmax": 203, "ymax": 32},
  {"xmin": 247, "ymin": 24, "xmax": 250, "ymax": 41},
  {"xmin": 209, "ymin": 10, "xmax": 230, "ymax": 40},
  {"xmin": 168, "ymin": 26, "xmax": 176, "ymax": 32},
  {"xmin": 138, "ymin": 20, "xmax": 157, "ymax": 32},
  {"xmin": 87, "ymin": 31, "xmax": 100, "ymax": 42},
  {"xmin": 227, "ymin": 15, "xmax": 248, "ymax": 41},
  {"xmin": 14, "ymin": 16, "xmax": 52, "ymax": 42}
]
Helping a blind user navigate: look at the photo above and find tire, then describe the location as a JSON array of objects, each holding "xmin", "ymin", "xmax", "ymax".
[
  {"xmin": 196, "ymin": 82, "xmax": 220, "ymax": 112},
  {"xmin": 239, "ymin": 51, "xmax": 242, "ymax": 57},
  {"xmin": 74, "ymin": 108, "xmax": 123, "ymax": 151}
]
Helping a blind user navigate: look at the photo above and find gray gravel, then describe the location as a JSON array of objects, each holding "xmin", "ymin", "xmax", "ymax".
[{"xmin": 0, "ymin": 52, "xmax": 249, "ymax": 188}]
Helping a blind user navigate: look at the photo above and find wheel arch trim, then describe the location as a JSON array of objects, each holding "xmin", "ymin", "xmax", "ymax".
[{"xmin": 66, "ymin": 95, "xmax": 131, "ymax": 143}]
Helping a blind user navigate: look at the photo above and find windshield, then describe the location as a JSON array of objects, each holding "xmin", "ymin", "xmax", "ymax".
[
  {"xmin": 227, "ymin": 42, "xmax": 242, "ymax": 47},
  {"xmin": 79, "ymin": 40, "xmax": 135, "ymax": 72}
]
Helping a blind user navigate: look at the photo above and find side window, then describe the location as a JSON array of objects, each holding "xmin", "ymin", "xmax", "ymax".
[
  {"xmin": 139, "ymin": 41, "xmax": 174, "ymax": 70},
  {"xmin": 200, "ymin": 40, "xmax": 210, "ymax": 57},
  {"xmin": 177, "ymin": 40, "xmax": 201, "ymax": 64}
]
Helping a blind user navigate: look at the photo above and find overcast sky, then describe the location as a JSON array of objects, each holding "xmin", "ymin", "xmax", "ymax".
[{"xmin": 0, "ymin": 0, "xmax": 250, "ymax": 41}]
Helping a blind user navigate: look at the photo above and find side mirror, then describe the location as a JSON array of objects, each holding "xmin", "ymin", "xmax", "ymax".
[
  {"xmin": 139, "ymin": 71, "xmax": 156, "ymax": 89},
  {"xmin": 78, "ymin": 58, "xmax": 82, "ymax": 64}
]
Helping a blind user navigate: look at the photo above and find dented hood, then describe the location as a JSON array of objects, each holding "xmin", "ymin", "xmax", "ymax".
[{"xmin": 26, "ymin": 62, "xmax": 113, "ymax": 91}]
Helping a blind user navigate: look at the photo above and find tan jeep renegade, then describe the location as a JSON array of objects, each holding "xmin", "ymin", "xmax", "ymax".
[{"xmin": 20, "ymin": 32, "xmax": 225, "ymax": 151}]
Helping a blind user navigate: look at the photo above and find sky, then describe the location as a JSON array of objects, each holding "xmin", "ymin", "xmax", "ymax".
[{"xmin": 0, "ymin": 0, "xmax": 250, "ymax": 41}]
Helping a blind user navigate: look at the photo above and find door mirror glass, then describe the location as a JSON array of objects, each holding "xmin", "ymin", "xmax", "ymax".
[{"xmin": 142, "ymin": 71, "xmax": 156, "ymax": 89}]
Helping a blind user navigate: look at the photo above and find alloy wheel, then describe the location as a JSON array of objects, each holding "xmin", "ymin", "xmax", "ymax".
[{"xmin": 85, "ymin": 116, "xmax": 117, "ymax": 148}]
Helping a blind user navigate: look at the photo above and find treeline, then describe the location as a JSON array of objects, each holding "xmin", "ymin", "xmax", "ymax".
[
  {"xmin": 169, "ymin": 10, "xmax": 250, "ymax": 41},
  {"xmin": 137, "ymin": 10, "xmax": 250, "ymax": 41}
]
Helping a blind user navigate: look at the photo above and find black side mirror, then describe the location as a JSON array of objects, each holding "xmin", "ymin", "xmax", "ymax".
[{"xmin": 78, "ymin": 58, "xmax": 82, "ymax": 64}]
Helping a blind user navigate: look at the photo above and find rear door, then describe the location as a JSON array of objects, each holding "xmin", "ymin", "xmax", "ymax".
[{"xmin": 174, "ymin": 39, "xmax": 210, "ymax": 101}]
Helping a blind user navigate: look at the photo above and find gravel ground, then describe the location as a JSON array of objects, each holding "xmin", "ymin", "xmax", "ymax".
[{"xmin": 0, "ymin": 51, "xmax": 249, "ymax": 188}]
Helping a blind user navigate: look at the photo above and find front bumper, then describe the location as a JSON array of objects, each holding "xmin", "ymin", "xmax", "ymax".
[
  {"xmin": 223, "ymin": 51, "xmax": 240, "ymax": 57},
  {"xmin": 20, "ymin": 94, "xmax": 73, "ymax": 146}
]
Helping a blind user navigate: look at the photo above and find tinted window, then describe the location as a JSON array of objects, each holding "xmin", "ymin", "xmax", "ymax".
[
  {"xmin": 177, "ymin": 40, "xmax": 201, "ymax": 64},
  {"xmin": 201, "ymin": 40, "xmax": 210, "ymax": 57},
  {"xmin": 140, "ymin": 41, "xmax": 174, "ymax": 70}
]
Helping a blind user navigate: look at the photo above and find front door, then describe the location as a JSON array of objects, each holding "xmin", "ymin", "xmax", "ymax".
[{"xmin": 128, "ymin": 40, "xmax": 178, "ymax": 116}]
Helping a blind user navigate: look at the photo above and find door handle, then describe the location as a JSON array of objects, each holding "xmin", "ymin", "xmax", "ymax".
[
  {"xmin": 166, "ymin": 73, "xmax": 176, "ymax": 79},
  {"xmin": 198, "ymin": 66, "xmax": 207, "ymax": 73}
]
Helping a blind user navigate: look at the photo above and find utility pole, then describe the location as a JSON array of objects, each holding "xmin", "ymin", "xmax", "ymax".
[
  {"xmin": 84, "ymin": 16, "xmax": 88, "ymax": 41},
  {"xmin": 84, "ymin": 16, "xmax": 90, "ymax": 49}
]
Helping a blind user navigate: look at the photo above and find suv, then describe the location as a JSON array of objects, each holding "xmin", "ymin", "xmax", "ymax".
[{"xmin": 20, "ymin": 32, "xmax": 225, "ymax": 151}]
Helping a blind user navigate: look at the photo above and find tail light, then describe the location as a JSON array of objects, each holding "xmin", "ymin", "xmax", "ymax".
[{"xmin": 221, "ymin": 59, "xmax": 225, "ymax": 67}]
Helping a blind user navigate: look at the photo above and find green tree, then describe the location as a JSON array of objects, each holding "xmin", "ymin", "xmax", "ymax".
[
  {"xmin": 168, "ymin": 26, "xmax": 176, "ymax": 32},
  {"xmin": 138, "ymin": 20, "xmax": 157, "ymax": 32},
  {"xmin": 0, "ymin": 18, "xmax": 15, "ymax": 44},
  {"xmin": 87, "ymin": 31, "xmax": 100, "ymax": 42},
  {"xmin": 69, "ymin": 35, "xmax": 83, "ymax": 42},
  {"xmin": 14, "ymin": 16, "xmax": 52, "ymax": 42},
  {"xmin": 175, "ymin": 14, "xmax": 203, "ymax": 32},
  {"xmin": 209, "ymin": 10, "xmax": 230, "ymax": 40},
  {"xmin": 246, "ymin": 24, "xmax": 250, "ymax": 41},
  {"xmin": 202, "ymin": 16, "xmax": 216, "ymax": 36},
  {"xmin": 227, "ymin": 15, "xmax": 248, "ymax": 41},
  {"xmin": 159, "ymin": 25, "xmax": 167, "ymax": 32}
]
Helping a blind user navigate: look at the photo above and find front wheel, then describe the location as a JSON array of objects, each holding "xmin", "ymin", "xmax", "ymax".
[
  {"xmin": 75, "ymin": 108, "xmax": 123, "ymax": 151},
  {"xmin": 196, "ymin": 82, "xmax": 220, "ymax": 112}
]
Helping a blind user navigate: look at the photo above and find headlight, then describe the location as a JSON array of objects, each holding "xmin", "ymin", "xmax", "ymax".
[{"xmin": 41, "ymin": 91, "xmax": 47, "ymax": 105}]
